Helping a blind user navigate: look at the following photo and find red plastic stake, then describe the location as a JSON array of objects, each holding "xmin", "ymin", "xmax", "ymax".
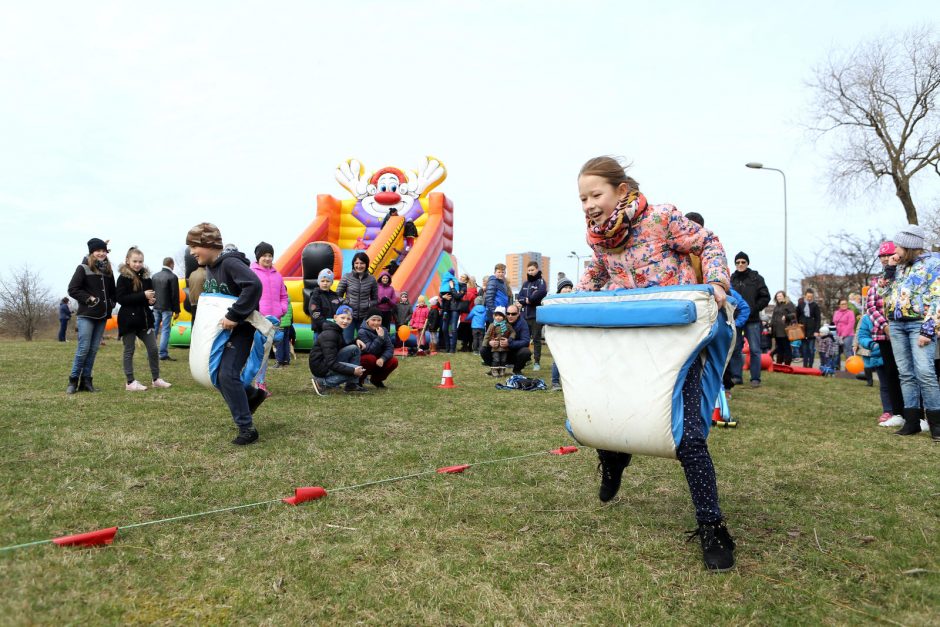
[
  {"xmin": 549, "ymin": 446, "xmax": 579, "ymax": 455},
  {"xmin": 52, "ymin": 526, "xmax": 118, "ymax": 547},
  {"xmin": 436, "ymin": 464, "xmax": 470, "ymax": 474},
  {"xmin": 282, "ymin": 486, "xmax": 328, "ymax": 506}
]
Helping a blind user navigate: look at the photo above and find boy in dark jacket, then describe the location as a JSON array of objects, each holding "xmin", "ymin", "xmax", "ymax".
[
  {"xmin": 308, "ymin": 269, "xmax": 341, "ymax": 334},
  {"xmin": 517, "ymin": 261, "xmax": 548, "ymax": 370},
  {"xmin": 309, "ymin": 305, "xmax": 367, "ymax": 394},
  {"xmin": 187, "ymin": 223, "xmax": 264, "ymax": 446},
  {"xmin": 356, "ymin": 309, "xmax": 399, "ymax": 388}
]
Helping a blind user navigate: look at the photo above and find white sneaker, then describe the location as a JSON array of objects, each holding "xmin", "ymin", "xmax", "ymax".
[
  {"xmin": 125, "ymin": 380, "xmax": 147, "ymax": 391},
  {"xmin": 920, "ymin": 419, "xmax": 929, "ymax": 432},
  {"xmin": 152, "ymin": 378, "xmax": 172, "ymax": 389},
  {"xmin": 880, "ymin": 415, "xmax": 904, "ymax": 427},
  {"xmin": 532, "ymin": 363, "xmax": 541, "ymax": 371}
]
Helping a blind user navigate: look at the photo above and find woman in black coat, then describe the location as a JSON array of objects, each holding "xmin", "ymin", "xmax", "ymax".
[
  {"xmin": 770, "ymin": 290, "xmax": 798, "ymax": 365},
  {"xmin": 66, "ymin": 238, "xmax": 117, "ymax": 394}
]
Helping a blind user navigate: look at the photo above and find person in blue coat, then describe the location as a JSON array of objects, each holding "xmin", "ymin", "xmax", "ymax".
[{"xmin": 464, "ymin": 296, "xmax": 488, "ymax": 354}]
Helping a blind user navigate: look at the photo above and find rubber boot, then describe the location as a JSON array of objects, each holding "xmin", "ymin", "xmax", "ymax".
[
  {"xmin": 895, "ymin": 407, "xmax": 922, "ymax": 436},
  {"xmin": 66, "ymin": 377, "xmax": 79, "ymax": 395},
  {"xmin": 79, "ymin": 376, "xmax": 98, "ymax": 392},
  {"xmin": 925, "ymin": 409, "xmax": 940, "ymax": 442},
  {"xmin": 597, "ymin": 449, "xmax": 632, "ymax": 502}
]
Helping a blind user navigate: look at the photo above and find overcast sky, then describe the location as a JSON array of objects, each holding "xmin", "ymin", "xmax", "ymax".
[{"xmin": 2, "ymin": 1, "xmax": 938, "ymax": 298}]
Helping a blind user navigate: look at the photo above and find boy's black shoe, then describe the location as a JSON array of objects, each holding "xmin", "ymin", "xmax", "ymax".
[
  {"xmin": 597, "ymin": 450, "xmax": 632, "ymax": 502},
  {"xmin": 687, "ymin": 521, "xmax": 736, "ymax": 572},
  {"xmin": 247, "ymin": 387, "xmax": 266, "ymax": 415},
  {"xmin": 311, "ymin": 377, "xmax": 326, "ymax": 396},
  {"xmin": 345, "ymin": 382, "xmax": 369, "ymax": 393},
  {"xmin": 231, "ymin": 428, "xmax": 259, "ymax": 446},
  {"xmin": 66, "ymin": 377, "xmax": 79, "ymax": 395},
  {"xmin": 371, "ymin": 380, "xmax": 387, "ymax": 389},
  {"xmin": 79, "ymin": 377, "xmax": 98, "ymax": 392}
]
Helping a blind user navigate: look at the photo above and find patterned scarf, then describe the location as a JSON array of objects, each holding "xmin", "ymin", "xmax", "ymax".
[{"xmin": 585, "ymin": 190, "xmax": 644, "ymax": 254}]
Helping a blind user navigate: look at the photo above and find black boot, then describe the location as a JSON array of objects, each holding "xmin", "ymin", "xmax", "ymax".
[
  {"xmin": 895, "ymin": 407, "xmax": 922, "ymax": 436},
  {"xmin": 687, "ymin": 520, "xmax": 736, "ymax": 572},
  {"xmin": 597, "ymin": 449, "xmax": 632, "ymax": 502},
  {"xmin": 925, "ymin": 409, "xmax": 940, "ymax": 442},
  {"xmin": 79, "ymin": 376, "xmax": 98, "ymax": 392},
  {"xmin": 66, "ymin": 377, "xmax": 79, "ymax": 395},
  {"xmin": 247, "ymin": 387, "xmax": 266, "ymax": 415},
  {"xmin": 231, "ymin": 427, "xmax": 259, "ymax": 446}
]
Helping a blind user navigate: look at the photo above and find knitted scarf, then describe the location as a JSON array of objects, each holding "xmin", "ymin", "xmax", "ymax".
[{"xmin": 585, "ymin": 190, "xmax": 645, "ymax": 254}]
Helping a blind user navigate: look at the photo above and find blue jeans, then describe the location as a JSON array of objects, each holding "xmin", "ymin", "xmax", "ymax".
[
  {"xmin": 218, "ymin": 324, "xmax": 255, "ymax": 429},
  {"xmin": 342, "ymin": 319, "xmax": 362, "ymax": 345},
  {"xmin": 321, "ymin": 345, "xmax": 361, "ymax": 389},
  {"xmin": 801, "ymin": 337, "xmax": 816, "ymax": 367},
  {"xmin": 440, "ymin": 311, "xmax": 459, "ymax": 352},
  {"xmin": 729, "ymin": 323, "xmax": 761, "ymax": 381},
  {"xmin": 551, "ymin": 362, "xmax": 560, "ymax": 386},
  {"xmin": 58, "ymin": 318, "xmax": 69, "ymax": 341},
  {"xmin": 276, "ymin": 325, "xmax": 294, "ymax": 364},
  {"xmin": 888, "ymin": 320, "xmax": 940, "ymax": 410},
  {"xmin": 153, "ymin": 309, "xmax": 173, "ymax": 358},
  {"xmin": 70, "ymin": 317, "xmax": 107, "ymax": 379}
]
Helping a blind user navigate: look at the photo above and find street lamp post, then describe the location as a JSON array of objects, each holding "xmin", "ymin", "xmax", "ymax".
[
  {"xmin": 746, "ymin": 162, "xmax": 788, "ymax": 291},
  {"xmin": 568, "ymin": 250, "xmax": 588, "ymax": 281}
]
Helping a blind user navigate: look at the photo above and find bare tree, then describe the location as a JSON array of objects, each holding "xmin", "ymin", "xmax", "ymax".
[
  {"xmin": 809, "ymin": 26, "xmax": 940, "ymax": 224},
  {"xmin": 795, "ymin": 230, "xmax": 885, "ymax": 317},
  {"xmin": 0, "ymin": 265, "xmax": 55, "ymax": 341}
]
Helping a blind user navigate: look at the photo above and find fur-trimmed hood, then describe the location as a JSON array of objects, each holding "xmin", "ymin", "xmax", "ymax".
[{"xmin": 118, "ymin": 263, "xmax": 151, "ymax": 281}]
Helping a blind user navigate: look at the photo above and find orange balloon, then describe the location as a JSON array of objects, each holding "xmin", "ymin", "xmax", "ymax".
[
  {"xmin": 396, "ymin": 325, "xmax": 411, "ymax": 342},
  {"xmin": 845, "ymin": 355, "xmax": 865, "ymax": 375}
]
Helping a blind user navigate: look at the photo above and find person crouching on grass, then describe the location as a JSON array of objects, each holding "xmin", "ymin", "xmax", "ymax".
[
  {"xmin": 186, "ymin": 223, "xmax": 265, "ymax": 446},
  {"xmin": 483, "ymin": 306, "xmax": 515, "ymax": 376},
  {"xmin": 309, "ymin": 305, "xmax": 368, "ymax": 395},
  {"xmin": 575, "ymin": 155, "xmax": 736, "ymax": 571},
  {"xmin": 356, "ymin": 308, "xmax": 399, "ymax": 388}
]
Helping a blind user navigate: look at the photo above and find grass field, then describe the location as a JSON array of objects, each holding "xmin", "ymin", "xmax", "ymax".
[{"xmin": 1, "ymin": 337, "xmax": 938, "ymax": 625}]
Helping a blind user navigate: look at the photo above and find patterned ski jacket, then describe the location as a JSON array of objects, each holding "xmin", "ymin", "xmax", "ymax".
[{"xmin": 877, "ymin": 252, "xmax": 940, "ymax": 338}]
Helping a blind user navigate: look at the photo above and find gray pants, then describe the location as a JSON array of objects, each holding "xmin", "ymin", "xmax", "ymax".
[
  {"xmin": 526, "ymin": 318, "xmax": 543, "ymax": 363},
  {"xmin": 122, "ymin": 328, "xmax": 160, "ymax": 383}
]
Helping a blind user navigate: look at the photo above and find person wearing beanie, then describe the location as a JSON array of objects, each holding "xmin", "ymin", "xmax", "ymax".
[
  {"xmin": 550, "ymin": 276, "xmax": 576, "ymax": 391},
  {"xmin": 730, "ymin": 251, "xmax": 770, "ymax": 388},
  {"xmin": 482, "ymin": 306, "xmax": 515, "ymax": 376},
  {"xmin": 865, "ymin": 241, "xmax": 905, "ymax": 427},
  {"xmin": 395, "ymin": 290, "xmax": 412, "ymax": 331},
  {"xmin": 308, "ymin": 268, "xmax": 341, "ymax": 335},
  {"xmin": 877, "ymin": 224, "xmax": 940, "ymax": 439},
  {"xmin": 815, "ymin": 324, "xmax": 839, "ymax": 375},
  {"xmin": 250, "ymin": 242, "xmax": 288, "ymax": 395},
  {"xmin": 66, "ymin": 236, "xmax": 116, "ymax": 394},
  {"xmin": 308, "ymin": 303, "xmax": 367, "ymax": 394},
  {"xmin": 336, "ymin": 251, "xmax": 378, "ymax": 344},
  {"xmin": 187, "ymin": 223, "xmax": 265, "ymax": 446},
  {"xmin": 355, "ymin": 308, "xmax": 399, "ymax": 388},
  {"xmin": 557, "ymin": 277, "xmax": 574, "ymax": 293},
  {"xmin": 376, "ymin": 271, "xmax": 398, "ymax": 331}
]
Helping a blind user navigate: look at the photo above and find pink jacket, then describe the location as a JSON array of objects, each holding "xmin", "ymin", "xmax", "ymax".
[
  {"xmin": 250, "ymin": 262, "xmax": 289, "ymax": 319},
  {"xmin": 832, "ymin": 308, "xmax": 856, "ymax": 338},
  {"xmin": 577, "ymin": 201, "xmax": 730, "ymax": 292},
  {"xmin": 411, "ymin": 303, "xmax": 429, "ymax": 329}
]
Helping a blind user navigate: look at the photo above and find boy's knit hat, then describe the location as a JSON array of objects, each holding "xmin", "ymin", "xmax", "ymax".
[
  {"xmin": 734, "ymin": 251, "xmax": 749, "ymax": 264},
  {"xmin": 254, "ymin": 241, "xmax": 274, "ymax": 260},
  {"xmin": 429, "ymin": 296, "xmax": 439, "ymax": 306},
  {"xmin": 494, "ymin": 306, "xmax": 507, "ymax": 316},
  {"xmin": 335, "ymin": 304, "xmax": 353, "ymax": 317},
  {"xmin": 186, "ymin": 223, "xmax": 223, "ymax": 250},
  {"xmin": 475, "ymin": 295, "xmax": 484, "ymax": 305},
  {"xmin": 894, "ymin": 225, "xmax": 927, "ymax": 250},
  {"xmin": 557, "ymin": 277, "xmax": 574, "ymax": 292},
  {"xmin": 317, "ymin": 268, "xmax": 334, "ymax": 282},
  {"xmin": 818, "ymin": 324, "xmax": 830, "ymax": 336},
  {"xmin": 365, "ymin": 307, "xmax": 382, "ymax": 320}
]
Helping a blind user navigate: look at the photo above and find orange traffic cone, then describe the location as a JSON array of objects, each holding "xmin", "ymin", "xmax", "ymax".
[{"xmin": 437, "ymin": 361, "xmax": 457, "ymax": 389}]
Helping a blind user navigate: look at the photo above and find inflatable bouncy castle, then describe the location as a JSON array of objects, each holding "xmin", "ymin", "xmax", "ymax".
[{"xmin": 169, "ymin": 156, "xmax": 458, "ymax": 350}]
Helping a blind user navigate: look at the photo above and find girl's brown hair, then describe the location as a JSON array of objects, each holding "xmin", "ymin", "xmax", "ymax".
[
  {"xmin": 578, "ymin": 156, "xmax": 640, "ymax": 192},
  {"xmin": 125, "ymin": 246, "xmax": 144, "ymax": 291},
  {"xmin": 897, "ymin": 246, "xmax": 923, "ymax": 267},
  {"xmin": 774, "ymin": 290, "xmax": 789, "ymax": 304}
]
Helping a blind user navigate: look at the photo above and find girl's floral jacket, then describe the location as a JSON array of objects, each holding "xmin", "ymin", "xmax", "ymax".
[
  {"xmin": 877, "ymin": 252, "xmax": 940, "ymax": 338},
  {"xmin": 576, "ymin": 200, "xmax": 730, "ymax": 292}
]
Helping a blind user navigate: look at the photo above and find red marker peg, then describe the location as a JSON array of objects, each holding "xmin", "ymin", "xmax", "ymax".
[
  {"xmin": 52, "ymin": 526, "xmax": 118, "ymax": 547},
  {"xmin": 436, "ymin": 464, "xmax": 470, "ymax": 474},
  {"xmin": 282, "ymin": 486, "xmax": 327, "ymax": 505},
  {"xmin": 549, "ymin": 446, "xmax": 578, "ymax": 455}
]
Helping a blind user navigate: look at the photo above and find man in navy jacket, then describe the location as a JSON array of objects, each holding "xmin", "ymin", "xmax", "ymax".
[{"xmin": 516, "ymin": 261, "xmax": 548, "ymax": 370}]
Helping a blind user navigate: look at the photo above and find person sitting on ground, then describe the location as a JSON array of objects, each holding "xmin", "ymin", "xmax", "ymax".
[
  {"xmin": 356, "ymin": 308, "xmax": 399, "ymax": 388},
  {"xmin": 309, "ymin": 304, "xmax": 367, "ymax": 395},
  {"xmin": 308, "ymin": 269, "xmax": 341, "ymax": 335},
  {"xmin": 465, "ymin": 295, "xmax": 488, "ymax": 355},
  {"xmin": 483, "ymin": 306, "xmax": 515, "ymax": 377},
  {"xmin": 551, "ymin": 277, "xmax": 575, "ymax": 390}
]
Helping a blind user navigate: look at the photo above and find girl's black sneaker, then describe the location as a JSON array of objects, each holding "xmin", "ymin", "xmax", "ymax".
[
  {"xmin": 231, "ymin": 428, "xmax": 259, "ymax": 446},
  {"xmin": 687, "ymin": 521, "xmax": 736, "ymax": 572}
]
